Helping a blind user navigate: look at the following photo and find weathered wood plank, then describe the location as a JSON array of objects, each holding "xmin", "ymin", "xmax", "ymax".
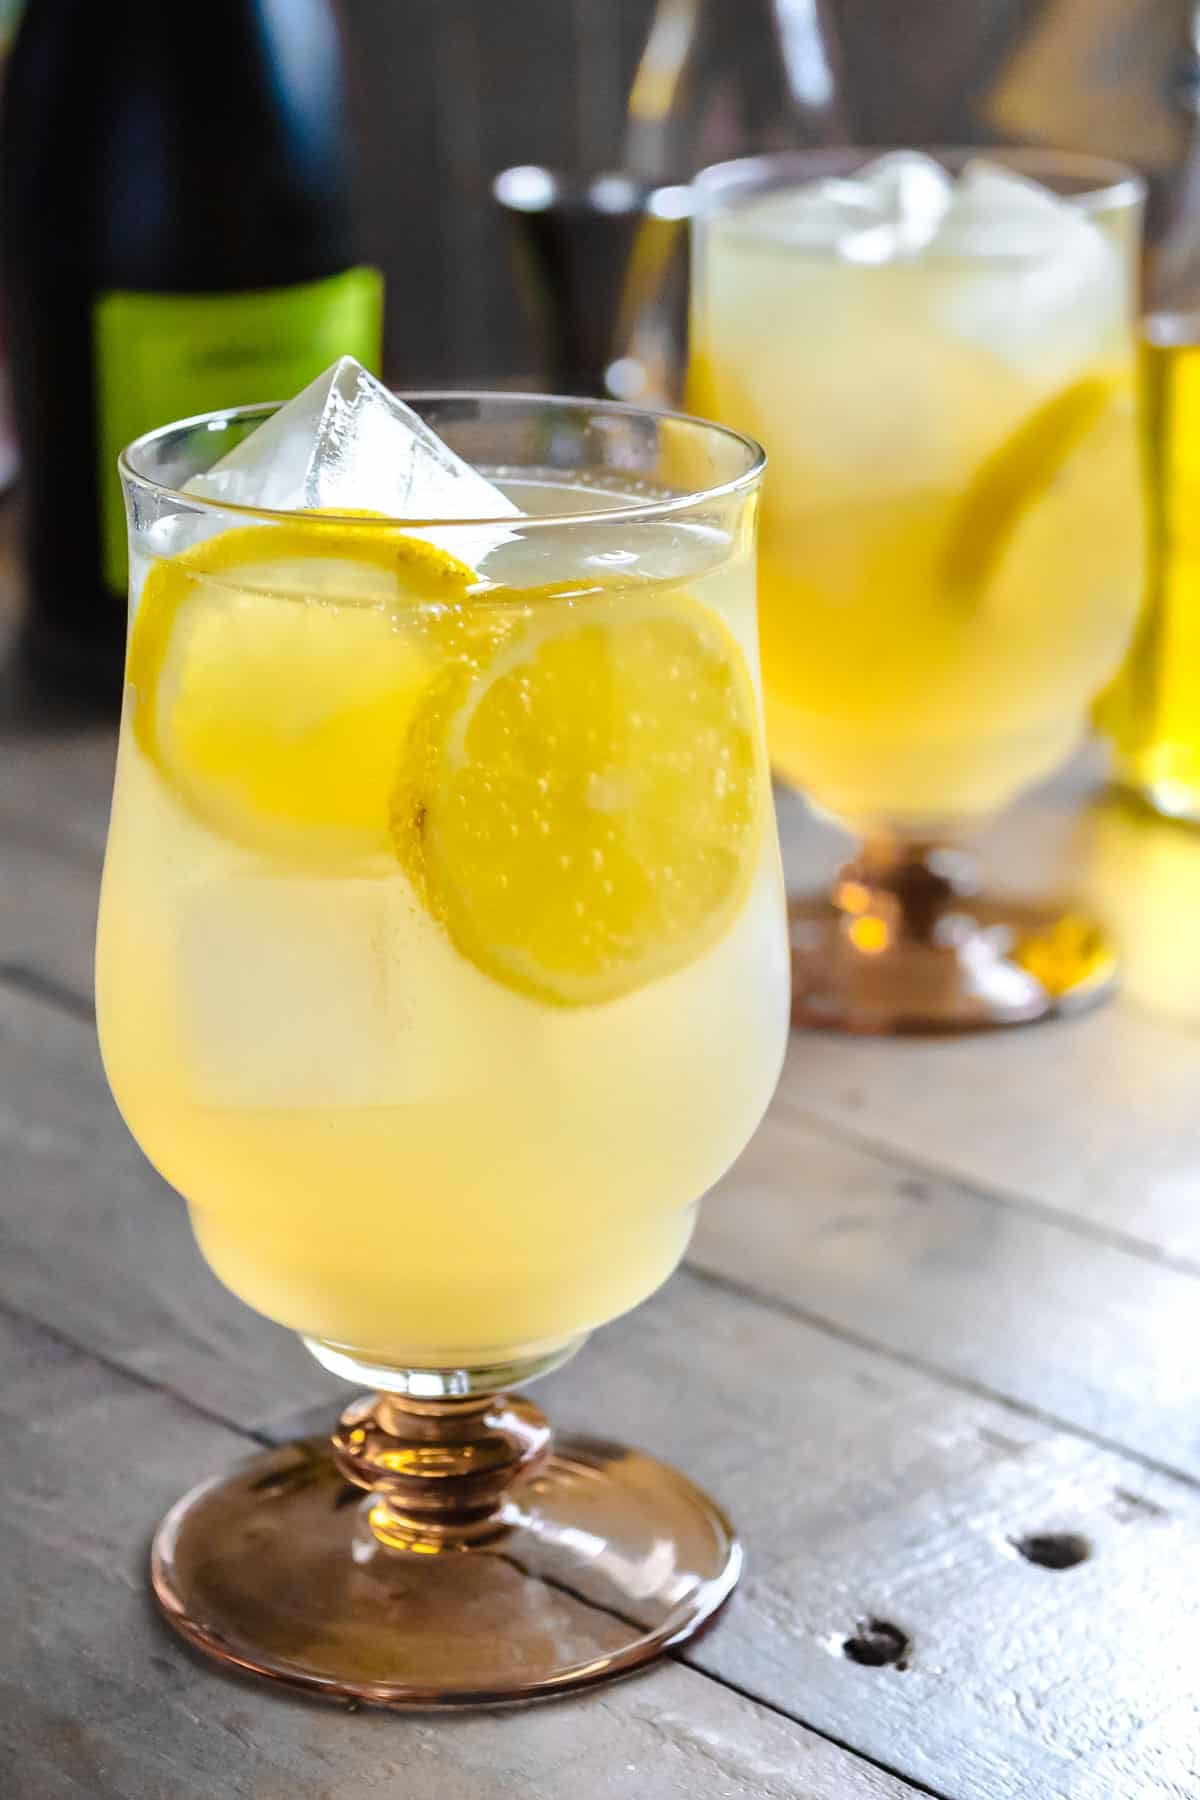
[
  {"xmin": 0, "ymin": 832, "xmax": 99, "ymax": 1009},
  {"xmin": 692, "ymin": 1093, "xmax": 1200, "ymax": 1481},
  {"xmin": 0, "ymin": 721, "xmax": 115, "ymax": 866},
  {"xmin": 772, "ymin": 769, "xmax": 1200, "ymax": 1268},
  {"xmin": 10, "ymin": 1156, "xmax": 1200, "ymax": 1800},
  {"xmin": 690, "ymin": 1421, "xmax": 1200, "ymax": 1800},
  {"xmin": 539, "ymin": 1281, "xmax": 1200, "ymax": 1800},
  {"xmin": 0, "ymin": 981, "xmax": 347, "ymax": 1428},
  {"xmin": 5, "ymin": 979, "xmax": 1200, "ymax": 1795},
  {"xmin": 1, "ymin": 1309, "xmax": 908, "ymax": 1800}
]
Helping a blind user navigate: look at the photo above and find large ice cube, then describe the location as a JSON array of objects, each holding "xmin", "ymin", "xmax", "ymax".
[
  {"xmin": 177, "ymin": 876, "xmax": 496, "ymax": 1111},
  {"xmin": 183, "ymin": 358, "xmax": 519, "ymax": 567},
  {"xmin": 732, "ymin": 177, "xmax": 884, "ymax": 253},
  {"xmin": 842, "ymin": 150, "xmax": 954, "ymax": 260},
  {"xmin": 734, "ymin": 152, "xmax": 954, "ymax": 262},
  {"xmin": 937, "ymin": 159, "xmax": 1125, "ymax": 378},
  {"xmin": 945, "ymin": 159, "xmax": 1089, "ymax": 255}
]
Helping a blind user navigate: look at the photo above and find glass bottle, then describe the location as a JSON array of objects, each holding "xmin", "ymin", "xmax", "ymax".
[
  {"xmin": 622, "ymin": 0, "xmax": 847, "ymax": 184},
  {"xmin": 1095, "ymin": 21, "xmax": 1200, "ymax": 818},
  {"xmin": 1, "ymin": 0, "xmax": 382, "ymax": 705}
]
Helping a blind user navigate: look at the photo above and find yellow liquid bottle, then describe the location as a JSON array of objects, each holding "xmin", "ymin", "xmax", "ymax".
[{"xmin": 1097, "ymin": 316, "xmax": 1200, "ymax": 819}]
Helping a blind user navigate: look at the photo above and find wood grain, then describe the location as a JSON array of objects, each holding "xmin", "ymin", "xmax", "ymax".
[
  {"xmin": 0, "ymin": 981, "xmax": 346, "ymax": 1430},
  {"xmin": 0, "ymin": 719, "xmax": 115, "ymax": 864},
  {"xmin": 1, "ymin": 1308, "xmax": 911, "ymax": 1800},
  {"xmin": 5, "ymin": 710, "xmax": 1200, "ymax": 1794},
  {"xmin": 692, "ymin": 1088, "xmax": 1200, "ymax": 1482},
  {"xmin": 772, "ymin": 770, "xmax": 1200, "ymax": 1268},
  {"xmin": 5, "ymin": 967, "xmax": 1200, "ymax": 1795}
]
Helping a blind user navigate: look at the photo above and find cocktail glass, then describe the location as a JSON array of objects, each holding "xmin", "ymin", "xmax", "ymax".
[
  {"xmin": 96, "ymin": 393, "xmax": 788, "ymax": 1704},
  {"xmin": 690, "ymin": 148, "xmax": 1145, "ymax": 1031}
]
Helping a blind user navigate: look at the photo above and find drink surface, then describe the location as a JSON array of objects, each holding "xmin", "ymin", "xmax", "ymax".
[
  {"xmin": 96, "ymin": 475, "xmax": 788, "ymax": 1369},
  {"xmin": 690, "ymin": 179, "xmax": 1144, "ymax": 828},
  {"xmin": 1097, "ymin": 321, "xmax": 1200, "ymax": 819}
]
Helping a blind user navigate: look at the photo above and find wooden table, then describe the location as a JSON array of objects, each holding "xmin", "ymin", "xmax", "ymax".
[{"xmin": 4, "ymin": 586, "xmax": 1200, "ymax": 1797}]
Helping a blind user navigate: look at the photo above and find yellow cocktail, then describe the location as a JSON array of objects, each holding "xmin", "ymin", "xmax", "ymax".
[
  {"xmin": 690, "ymin": 149, "xmax": 1145, "ymax": 1031},
  {"xmin": 95, "ymin": 386, "xmax": 785, "ymax": 1705},
  {"xmin": 97, "ymin": 395, "xmax": 787, "ymax": 1377}
]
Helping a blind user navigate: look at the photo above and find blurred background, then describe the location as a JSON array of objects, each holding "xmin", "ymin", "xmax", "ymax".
[
  {"xmin": 5, "ymin": 0, "xmax": 1200, "ymax": 775},
  {"xmin": 343, "ymin": 0, "xmax": 1200, "ymax": 387}
]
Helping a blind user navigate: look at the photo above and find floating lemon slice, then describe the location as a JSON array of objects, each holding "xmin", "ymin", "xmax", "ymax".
[
  {"xmin": 941, "ymin": 375, "xmax": 1116, "ymax": 599},
  {"xmin": 391, "ymin": 588, "xmax": 764, "ymax": 1007},
  {"xmin": 128, "ymin": 516, "xmax": 475, "ymax": 863}
]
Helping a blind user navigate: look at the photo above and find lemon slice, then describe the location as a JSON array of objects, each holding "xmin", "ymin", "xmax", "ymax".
[
  {"xmin": 129, "ymin": 517, "xmax": 475, "ymax": 863},
  {"xmin": 391, "ymin": 589, "xmax": 764, "ymax": 1007},
  {"xmin": 941, "ymin": 375, "xmax": 1116, "ymax": 599}
]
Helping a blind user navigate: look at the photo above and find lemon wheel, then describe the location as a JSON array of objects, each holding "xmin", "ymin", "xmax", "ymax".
[
  {"xmin": 392, "ymin": 589, "xmax": 765, "ymax": 1007},
  {"xmin": 127, "ymin": 518, "xmax": 475, "ymax": 864}
]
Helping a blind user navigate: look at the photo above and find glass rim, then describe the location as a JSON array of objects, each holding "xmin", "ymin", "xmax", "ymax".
[
  {"xmin": 119, "ymin": 390, "xmax": 767, "ymax": 531},
  {"xmin": 692, "ymin": 145, "xmax": 1146, "ymax": 219}
]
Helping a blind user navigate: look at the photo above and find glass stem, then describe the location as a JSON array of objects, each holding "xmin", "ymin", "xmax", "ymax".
[
  {"xmin": 835, "ymin": 832, "xmax": 977, "ymax": 948},
  {"xmin": 332, "ymin": 1391, "xmax": 552, "ymax": 1553}
]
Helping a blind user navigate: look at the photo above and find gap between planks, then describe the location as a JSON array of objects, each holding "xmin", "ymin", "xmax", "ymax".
[
  {"xmin": 682, "ymin": 1262, "xmax": 1200, "ymax": 1497},
  {"xmin": 775, "ymin": 1096, "xmax": 1200, "ymax": 1283},
  {"xmin": 6, "ymin": 955, "xmax": 1197, "ymax": 1793},
  {"xmin": 0, "ymin": 1284, "xmax": 944, "ymax": 1800}
]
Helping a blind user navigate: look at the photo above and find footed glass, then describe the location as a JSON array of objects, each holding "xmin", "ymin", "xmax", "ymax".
[
  {"xmin": 96, "ymin": 394, "xmax": 788, "ymax": 1704},
  {"xmin": 690, "ymin": 148, "xmax": 1145, "ymax": 1031}
]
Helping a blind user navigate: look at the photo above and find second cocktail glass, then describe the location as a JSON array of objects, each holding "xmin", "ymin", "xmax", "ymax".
[
  {"xmin": 96, "ymin": 390, "xmax": 788, "ymax": 1704},
  {"xmin": 690, "ymin": 149, "xmax": 1145, "ymax": 1031}
]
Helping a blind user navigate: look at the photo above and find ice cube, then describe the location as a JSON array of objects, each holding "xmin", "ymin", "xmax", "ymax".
[
  {"xmin": 943, "ymin": 159, "xmax": 1083, "ymax": 256},
  {"xmin": 184, "ymin": 357, "xmax": 519, "ymax": 564},
  {"xmin": 735, "ymin": 152, "xmax": 953, "ymax": 262},
  {"xmin": 937, "ymin": 159, "xmax": 1125, "ymax": 378},
  {"xmin": 734, "ymin": 177, "xmax": 885, "ymax": 252},
  {"xmin": 844, "ymin": 151, "xmax": 954, "ymax": 259},
  {"xmin": 177, "ymin": 876, "xmax": 496, "ymax": 1111},
  {"xmin": 177, "ymin": 876, "xmax": 398, "ymax": 1109},
  {"xmin": 189, "ymin": 357, "xmax": 515, "ymax": 518}
]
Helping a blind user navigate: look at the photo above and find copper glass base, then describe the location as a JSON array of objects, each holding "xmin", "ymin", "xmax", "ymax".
[
  {"xmin": 789, "ymin": 837, "xmax": 1116, "ymax": 1034},
  {"xmin": 151, "ymin": 1389, "xmax": 740, "ymax": 1708}
]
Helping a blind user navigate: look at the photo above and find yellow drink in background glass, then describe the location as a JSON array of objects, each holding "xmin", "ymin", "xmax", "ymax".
[
  {"xmin": 690, "ymin": 152, "xmax": 1144, "ymax": 831},
  {"xmin": 96, "ymin": 468, "xmax": 788, "ymax": 1373}
]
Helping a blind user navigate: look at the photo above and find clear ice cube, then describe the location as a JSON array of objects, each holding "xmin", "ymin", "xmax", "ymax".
[
  {"xmin": 843, "ymin": 150, "xmax": 954, "ymax": 259},
  {"xmin": 942, "ymin": 158, "xmax": 1086, "ymax": 256},
  {"xmin": 738, "ymin": 152, "xmax": 954, "ymax": 261},
  {"xmin": 185, "ymin": 356, "xmax": 519, "ymax": 559},
  {"xmin": 937, "ymin": 158, "xmax": 1124, "ymax": 378},
  {"xmin": 178, "ymin": 876, "xmax": 399, "ymax": 1110},
  {"xmin": 177, "ymin": 876, "xmax": 495, "ymax": 1111},
  {"xmin": 735, "ymin": 177, "xmax": 884, "ymax": 251}
]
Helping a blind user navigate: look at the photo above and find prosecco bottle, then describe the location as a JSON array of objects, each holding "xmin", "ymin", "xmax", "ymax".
[{"xmin": 1, "ymin": 0, "xmax": 383, "ymax": 700}]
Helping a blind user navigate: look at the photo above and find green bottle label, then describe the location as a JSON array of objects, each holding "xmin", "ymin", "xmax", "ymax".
[{"xmin": 93, "ymin": 265, "xmax": 384, "ymax": 592}]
